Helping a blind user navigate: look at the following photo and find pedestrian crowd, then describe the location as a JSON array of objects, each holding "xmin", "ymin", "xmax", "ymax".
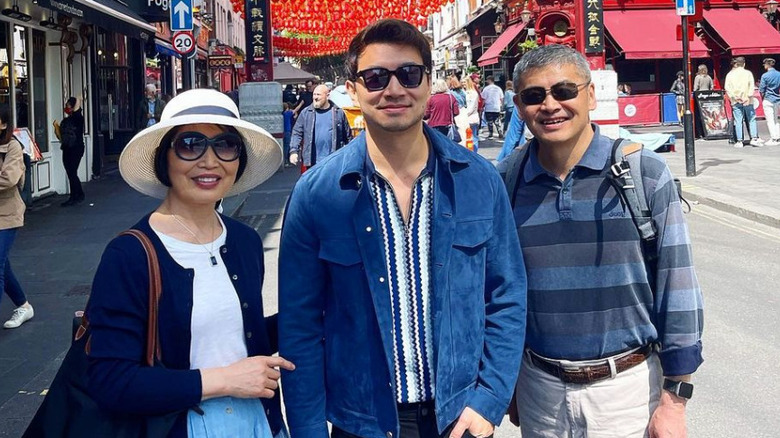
[{"xmin": 21, "ymin": 19, "xmax": 705, "ymax": 438}]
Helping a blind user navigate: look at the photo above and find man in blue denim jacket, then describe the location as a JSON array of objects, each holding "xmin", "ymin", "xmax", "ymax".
[{"xmin": 279, "ymin": 19, "xmax": 527, "ymax": 438}]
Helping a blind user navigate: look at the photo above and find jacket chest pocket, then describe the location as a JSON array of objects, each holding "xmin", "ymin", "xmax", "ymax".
[
  {"xmin": 319, "ymin": 239, "xmax": 364, "ymax": 284},
  {"xmin": 449, "ymin": 219, "xmax": 492, "ymax": 293}
]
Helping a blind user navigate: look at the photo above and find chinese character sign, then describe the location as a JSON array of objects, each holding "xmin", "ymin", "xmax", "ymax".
[
  {"xmin": 584, "ymin": 0, "xmax": 604, "ymax": 53},
  {"xmin": 245, "ymin": 0, "xmax": 273, "ymax": 81}
]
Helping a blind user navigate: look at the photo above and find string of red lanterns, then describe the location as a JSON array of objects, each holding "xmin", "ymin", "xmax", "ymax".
[
  {"xmin": 227, "ymin": 0, "xmax": 448, "ymax": 57},
  {"xmin": 268, "ymin": 0, "xmax": 449, "ymax": 57}
]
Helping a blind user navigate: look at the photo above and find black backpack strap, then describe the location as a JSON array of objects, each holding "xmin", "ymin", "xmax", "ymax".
[
  {"xmin": 607, "ymin": 138, "xmax": 658, "ymax": 267},
  {"xmin": 499, "ymin": 141, "xmax": 531, "ymax": 209}
]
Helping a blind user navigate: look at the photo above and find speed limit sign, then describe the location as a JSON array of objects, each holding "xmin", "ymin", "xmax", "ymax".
[{"xmin": 172, "ymin": 31, "xmax": 195, "ymax": 56}]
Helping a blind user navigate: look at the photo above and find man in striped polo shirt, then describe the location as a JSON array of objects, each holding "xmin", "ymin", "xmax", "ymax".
[
  {"xmin": 504, "ymin": 45, "xmax": 703, "ymax": 437},
  {"xmin": 279, "ymin": 19, "xmax": 527, "ymax": 438}
]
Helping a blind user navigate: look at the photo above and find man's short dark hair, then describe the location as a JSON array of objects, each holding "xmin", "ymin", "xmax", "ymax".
[
  {"xmin": 486, "ymin": 75, "xmax": 494, "ymax": 83},
  {"xmin": 734, "ymin": 57, "xmax": 746, "ymax": 66},
  {"xmin": 450, "ymin": 71, "xmax": 462, "ymax": 81},
  {"xmin": 346, "ymin": 19, "xmax": 432, "ymax": 80},
  {"xmin": 764, "ymin": 58, "xmax": 776, "ymax": 67}
]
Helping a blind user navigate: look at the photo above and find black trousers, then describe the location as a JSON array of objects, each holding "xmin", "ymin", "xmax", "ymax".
[
  {"xmin": 331, "ymin": 402, "xmax": 487, "ymax": 438},
  {"xmin": 432, "ymin": 125, "xmax": 451, "ymax": 136},
  {"xmin": 62, "ymin": 147, "xmax": 84, "ymax": 200},
  {"xmin": 485, "ymin": 112, "xmax": 500, "ymax": 136}
]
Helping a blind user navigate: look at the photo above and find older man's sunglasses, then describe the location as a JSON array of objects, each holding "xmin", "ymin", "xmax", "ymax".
[
  {"xmin": 171, "ymin": 131, "xmax": 244, "ymax": 162},
  {"xmin": 519, "ymin": 81, "xmax": 591, "ymax": 105},
  {"xmin": 355, "ymin": 64, "xmax": 428, "ymax": 92}
]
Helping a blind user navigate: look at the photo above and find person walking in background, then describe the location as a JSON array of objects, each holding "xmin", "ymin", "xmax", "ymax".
[
  {"xmin": 0, "ymin": 106, "xmax": 33, "ymax": 329},
  {"xmin": 282, "ymin": 102, "xmax": 295, "ymax": 167},
  {"xmin": 448, "ymin": 72, "xmax": 467, "ymax": 108},
  {"xmin": 463, "ymin": 76, "xmax": 481, "ymax": 151},
  {"xmin": 289, "ymin": 84, "xmax": 352, "ymax": 172},
  {"xmin": 693, "ymin": 65, "xmax": 713, "ymax": 91},
  {"xmin": 137, "ymin": 84, "xmax": 165, "ymax": 130},
  {"xmin": 671, "ymin": 71, "xmax": 686, "ymax": 122},
  {"xmin": 87, "ymin": 89, "xmax": 292, "ymax": 437},
  {"xmin": 481, "ymin": 75, "xmax": 503, "ymax": 138},
  {"xmin": 503, "ymin": 80, "xmax": 516, "ymax": 135},
  {"xmin": 59, "ymin": 97, "xmax": 85, "ymax": 206},
  {"xmin": 292, "ymin": 80, "xmax": 316, "ymax": 118},
  {"xmin": 424, "ymin": 79, "xmax": 459, "ymax": 136},
  {"xmin": 726, "ymin": 57, "xmax": 763, "ymax": 148},
  {"xmin": 759, "ymin": 58, "xmax": 780, "ymax": 145}
]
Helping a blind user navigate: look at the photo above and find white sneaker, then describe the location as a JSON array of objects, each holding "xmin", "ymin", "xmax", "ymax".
[
  {"xmin": 4, "ymin": 304, "xmax": 34, "ymax": 329},
  {"xmin": 769, "ymin": 139, "xmax": 780, "ymax": 146},
  {"xmin": 751, "ymin": 138, "xmax": 764, "ymax": 147},
  {"xmin": 734, "ymin": 142, "xmax": 745, "ymax": 148}
]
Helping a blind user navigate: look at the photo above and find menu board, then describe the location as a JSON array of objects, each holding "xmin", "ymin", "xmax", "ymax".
[{"xmin": 694, "ymin": 90, "xmax": 730, "ymax": 140}]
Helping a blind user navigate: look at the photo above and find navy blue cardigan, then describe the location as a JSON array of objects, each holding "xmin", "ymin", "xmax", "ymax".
[{"xmin": 85, "ymin": 214, "xmax": 283, "ymax": 437}]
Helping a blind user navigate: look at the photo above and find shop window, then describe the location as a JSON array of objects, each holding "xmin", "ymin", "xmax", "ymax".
[
  {"xmin": 13, "ymin": 25, "xmax": 29, "ymax": 132},
  {"xmin": 0, "ymin": 22, "xmax": 9, "ymax": 107},
  {"xmin": 32, "ymin": 29, "xmax": 48, "ymax": 153}
]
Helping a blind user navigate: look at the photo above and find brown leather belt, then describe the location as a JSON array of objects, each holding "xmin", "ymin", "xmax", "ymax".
[{"xmin": 528, "ymin": 345, "xmax": 654, "ymax": 385}]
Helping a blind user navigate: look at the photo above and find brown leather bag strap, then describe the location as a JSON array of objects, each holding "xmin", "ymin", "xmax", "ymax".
[{"xmin": 120, "ymin": 229, "xmax": 163, "ymax": 367}]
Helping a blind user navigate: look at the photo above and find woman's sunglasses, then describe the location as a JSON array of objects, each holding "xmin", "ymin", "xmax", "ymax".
[
  {"xmin": 519, "ymin": 81, "xmax": 591, "ymax": 105},
  {"xmin": 171, "ymin": 131, "xmax": 244, "ymax": 162},
  {"xmin": 355, "ymin": 64, "xmax": 428, "ymax": 92}
]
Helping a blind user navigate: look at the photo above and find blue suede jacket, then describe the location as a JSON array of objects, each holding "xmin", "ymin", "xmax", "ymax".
[
  {"xmin": 85, "ymin": 215, "xmax": 283, "ymax": 438},
  {"xmin": 279, "ymin": 125, "xmax": 527, "ymax": 438}
]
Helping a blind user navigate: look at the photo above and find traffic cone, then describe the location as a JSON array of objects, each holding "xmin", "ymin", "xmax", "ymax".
[{"xmin": 465, "ymin": 126, "xmax": 474, "ymax": 151}]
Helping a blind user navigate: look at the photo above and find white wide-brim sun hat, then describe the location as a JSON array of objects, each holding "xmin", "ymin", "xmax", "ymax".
[{"xmin": 119, "ymin": 88, "xmax": 282, "ymax": 199}]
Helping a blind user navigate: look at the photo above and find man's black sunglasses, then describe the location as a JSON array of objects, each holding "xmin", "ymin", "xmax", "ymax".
[
  {"xmin": 355, "ymin": 64, "xmax": 429, "ymax": 92},
  {"xmin": 171, "ymin": 131, "xmax": 244, "ymax": 162},
  {"xmin": 519, "ymin": 81, "xmax": 591, "ymax": 105}
]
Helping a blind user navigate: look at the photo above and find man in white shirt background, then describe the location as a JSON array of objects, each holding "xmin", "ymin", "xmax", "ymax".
[{"xmin": 481, "ymin": 76, "xmax": 504, "ymax": 139}]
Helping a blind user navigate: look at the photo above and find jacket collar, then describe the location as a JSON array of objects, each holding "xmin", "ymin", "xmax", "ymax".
[{"xmin": 338, "ymin": 124, "xmax": 470, "ymax": 187}]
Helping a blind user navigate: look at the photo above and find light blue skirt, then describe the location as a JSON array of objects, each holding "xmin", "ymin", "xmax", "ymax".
[{"xmin": 188, "ymin": 396, "xmax": 276, "ymax": 438}]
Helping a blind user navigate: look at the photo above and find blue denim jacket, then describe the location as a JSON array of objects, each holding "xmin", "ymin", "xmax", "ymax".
[{"xmin": 279, "ymin": 125, "xmax": 527, "ymax": 438}]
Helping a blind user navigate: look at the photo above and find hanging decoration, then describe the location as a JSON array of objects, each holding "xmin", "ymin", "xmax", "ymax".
[{"xmin": 269, "ymin": 0, "xmax": 448, "ymax": 58}]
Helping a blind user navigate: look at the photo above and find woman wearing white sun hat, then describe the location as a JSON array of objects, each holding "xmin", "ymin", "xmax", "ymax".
[{"xmin": 84, "ymin": 89, "xmax": 293, "ymax": 438}]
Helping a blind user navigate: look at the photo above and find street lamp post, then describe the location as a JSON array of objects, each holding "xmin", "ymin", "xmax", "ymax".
[{"xmin": 681, "ymin": 16, "xmax": 696, "ymax": 176}]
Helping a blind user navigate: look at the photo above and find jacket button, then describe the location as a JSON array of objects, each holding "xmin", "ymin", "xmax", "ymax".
[
  {"xmin": 221, "ymin": 247, "xmax": 227, "ymax": 254},
  {"xmin": 232, "ymin": 274, "xmax": 238, "ymax": 280},
  {"xmin": 225, "ymin": 407, "xmax": 233, "ymax": 414},
  {"xmin": 366, "ymin": 226, "xmax": 372, "ymax": 232},
  {"xmin": 242, "ymin": 302, "xmax": 248, "ymax": 309},
  {"xmin": 246, "ymin": 332, "xmax": 252, "ymax": 339},
  {"xmin": 386, "ymin": 432, "xmax": 393, "ymax": 438},
  {"xmin": 379, "ymin": 277, "xmax": 385, "ymax": 283}
]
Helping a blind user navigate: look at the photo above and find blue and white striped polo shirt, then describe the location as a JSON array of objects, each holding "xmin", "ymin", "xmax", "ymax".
[
  {"xmin": 512, "ymin": 125, "xmax": 703, "ymax": 376},
  {"xmin": 368, "ymin": 152, "xmax": 436, "ymax": 404}
]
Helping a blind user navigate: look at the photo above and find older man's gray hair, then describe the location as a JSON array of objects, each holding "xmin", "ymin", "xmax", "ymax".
[
  {"xmin": 145, "ymin": 83, "xmax": 157, "ymax": 94},
  {"xmin": 513, "ymin": 44, "xmax": 591, "ymax": 89}
]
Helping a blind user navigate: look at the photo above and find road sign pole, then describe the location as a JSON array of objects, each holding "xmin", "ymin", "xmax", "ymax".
[
  {"xmin": 681, "ymin": 15, "xmax": 696, "ymax": 177},
  {"xmin": 182, "ymin": 57, "xmax": 193, "ymax": 91}
]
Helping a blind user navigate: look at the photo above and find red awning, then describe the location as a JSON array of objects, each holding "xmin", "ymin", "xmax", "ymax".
[
  {"xmin": 477, "ymin": 22, "xmax": 527, "ymax": 67},
  {"xmin": 604, "ymin": 10, "xmax": 709, "ymax": 59},
  {"xmin": 703, "ymin": 8, "xmax": 780, "ymax": 55}
]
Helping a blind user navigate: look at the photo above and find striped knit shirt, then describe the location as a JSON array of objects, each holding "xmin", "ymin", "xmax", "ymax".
[
  {"xmin": 369, "ymin": 156, "xmax": 436, "ymax": 403},
  {"xmin": 512, "ymin": 125, "xmax": 704, "ymax": 376}
]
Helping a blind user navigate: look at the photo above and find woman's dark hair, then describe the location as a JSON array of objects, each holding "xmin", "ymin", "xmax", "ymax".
[
  {"xmin": 0, "ymin": 105, "xmax": 13, "ymax": 145},
  {"xmin": 153, "ymin": 125, "xmax": 248, "ymax": 188},
  {"xmin": 65, "ymin": 97, "xmax": 77, "ymax": 109},
  {"xmin": 346, "ymin": 19, "xmax": 432, "ymax": 80}
]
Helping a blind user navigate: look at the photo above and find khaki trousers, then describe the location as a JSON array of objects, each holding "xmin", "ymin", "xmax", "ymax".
[{"xmin": 515, "ymin": 352, "xmax": 663, "ymax": 438}]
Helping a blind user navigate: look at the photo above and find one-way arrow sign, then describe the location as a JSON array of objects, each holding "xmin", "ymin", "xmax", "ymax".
[{"xmin": 170, "ymin": 0, "xmax": 193, "ymax": 31}]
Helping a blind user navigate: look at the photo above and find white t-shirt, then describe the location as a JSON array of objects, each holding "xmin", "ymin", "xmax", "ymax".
[
  {"xmin": 152, "ymin": 216, "xmax": 248, "ymax": 370},
  {"xmin": 481, "ymin": 84, "xmax": 503, "ymax": 112}
]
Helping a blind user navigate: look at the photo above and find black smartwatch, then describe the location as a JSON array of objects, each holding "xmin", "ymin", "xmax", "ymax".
[{"xmin": 663, "ymin": 378, "xmax": 694, "ymax": 400}]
